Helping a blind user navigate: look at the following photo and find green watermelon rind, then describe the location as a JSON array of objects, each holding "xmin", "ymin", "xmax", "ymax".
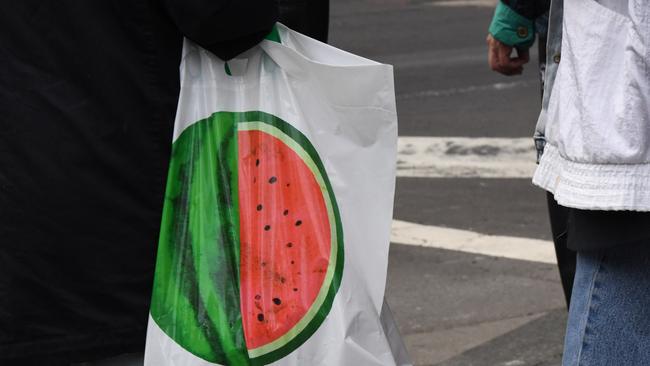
[
  {"xmin": 236, "ymin": 111, "xmax": 344, "ymax": 365},
  {"xmin": 151, "ymin": 110, "xmax": 344, "ymax": 366},
  {"xmin": 151, "ymin": 111, "xmax": 250, "ymax": 365}
]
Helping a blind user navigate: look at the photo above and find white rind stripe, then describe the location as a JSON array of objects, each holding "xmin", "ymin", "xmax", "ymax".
[
  {"xmin": 391, "ymin": 220, "xmax": 556, "ymax": 264},
  {"xmin": 397, "ymin": 136, "xmax": 537, "ymax": 178}
]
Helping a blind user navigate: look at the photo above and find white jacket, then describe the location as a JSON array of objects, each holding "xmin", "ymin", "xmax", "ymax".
[{"xmin": 534, "ymin": 0, "xmax": 650, "ymax": 211}]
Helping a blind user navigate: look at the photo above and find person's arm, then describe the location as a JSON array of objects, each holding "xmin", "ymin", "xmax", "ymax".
[
  {"xmin": 164, "ymin": 0, "xmax": 279, "ymax": 60},
  {"xmin": 486, "ymin": 0, "xmax": 549, "ymax": 75}
]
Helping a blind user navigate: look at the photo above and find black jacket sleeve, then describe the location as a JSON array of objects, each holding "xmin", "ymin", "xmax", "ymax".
[
  {"xmin": 163, "ymin": 0, "xmax": 279, "ymax": 60},
  {"xmin": 501, "ymin": 0, "xmax": 550, "ymax": 19}
]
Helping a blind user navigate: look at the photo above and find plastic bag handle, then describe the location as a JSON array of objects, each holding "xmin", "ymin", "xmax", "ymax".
[{"xmin": 265, "ymin": 24, "xmax": 281, "ymax": 43}]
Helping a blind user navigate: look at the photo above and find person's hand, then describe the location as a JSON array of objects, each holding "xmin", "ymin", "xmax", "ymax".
[{"xmin": 486, "ymin": 34, "xmax": 530, "ymax": 76}]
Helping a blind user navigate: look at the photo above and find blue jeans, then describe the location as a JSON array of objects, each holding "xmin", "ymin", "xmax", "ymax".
[{"xmin": 563, "ymin": 244, "xmax": 650, "ymax": 365}]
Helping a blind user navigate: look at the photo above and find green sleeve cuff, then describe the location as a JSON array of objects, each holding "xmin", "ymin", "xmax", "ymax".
[{"xmin": 488, "ymin": 1, "xmax": 535, "ymax": 49}]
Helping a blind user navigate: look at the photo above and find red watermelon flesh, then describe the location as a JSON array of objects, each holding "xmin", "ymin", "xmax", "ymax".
[{"xmin": 238, "ymin": 129, "xmax": 332, "ymax": 350}]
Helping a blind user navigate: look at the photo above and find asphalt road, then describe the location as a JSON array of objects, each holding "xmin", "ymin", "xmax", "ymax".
[{"xmin": 329, "ymin": 1, "xmax": 568, "ymax": 365}]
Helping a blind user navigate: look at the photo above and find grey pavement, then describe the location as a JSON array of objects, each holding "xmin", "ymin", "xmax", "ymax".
[
  {"xmin": 329, "ymin": 0, "xmax": 568, "ymax": 365},
  {"xmin": 394, "ymin": 178, "xmax": 551, "ymax": 240}
]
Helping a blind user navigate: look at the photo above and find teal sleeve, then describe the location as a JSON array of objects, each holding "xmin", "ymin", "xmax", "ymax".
[{"xmin": 488, "ymin": 1, "xmax": 535, "ymax": 49}]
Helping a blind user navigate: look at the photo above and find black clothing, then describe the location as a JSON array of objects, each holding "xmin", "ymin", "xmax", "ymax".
[
  {"xmin": 502, "ymin": 0, "xmax": 551, "ymax": 20},
  {"xmin": 566, "ymin": 209, "xmax": 650, "ymax": 251},
  {"xmin": 279, "ymin": 0, "xmax": 329, "ymax": 43},
  {"xmin": 0, "ymin": 1, "xmax": 277, "ymax": 362},
  {"xmin": 546, "ymin": 193, "xmax": 576, "ymax": 307}
]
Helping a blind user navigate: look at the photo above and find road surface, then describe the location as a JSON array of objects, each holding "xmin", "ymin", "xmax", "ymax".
[{"xmin": 329, "ymin": 1, "xmax": 567, "ymax": 365}]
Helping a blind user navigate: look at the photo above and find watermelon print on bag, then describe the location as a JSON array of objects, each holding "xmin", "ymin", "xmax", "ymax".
[{"xmin": 150, "ymin": 111, "xmax": 344, "ymax": 365}]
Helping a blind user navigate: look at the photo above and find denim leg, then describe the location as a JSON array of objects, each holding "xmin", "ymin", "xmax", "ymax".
[
  {"xmin": 562, "ymin": 244, "xmax": 650, "ymax": 366},
  {"xmin": 562, "ymin": 250, "xmax": 603, "ymax": 366}
]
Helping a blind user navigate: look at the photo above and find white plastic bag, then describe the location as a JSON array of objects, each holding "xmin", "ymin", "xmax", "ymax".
[{"xmin": 145, "ymin": 24, "xmax": 403, "ymax": 366}]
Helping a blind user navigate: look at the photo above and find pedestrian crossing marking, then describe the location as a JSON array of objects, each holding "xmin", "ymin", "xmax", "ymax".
[
  {"xmin": 391, "ymin": 219, "xmax": 556, "ymax": 264},
  {"xmin": 397, "ymin": 136, "xmax": 537, "ymax": 178}
]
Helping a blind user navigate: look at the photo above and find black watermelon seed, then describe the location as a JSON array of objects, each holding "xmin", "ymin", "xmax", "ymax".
[
  {"xmin": 264, "ymin": 225, "xmax": 271, "ymax": 231},
  {"xmin": 257, "ymin": 314, "xmax": 265, "ymax": 322},
  {"xmin": 255, "ymin": 294, "xmax": 261, "ymax": 300},
  {"xmin": 295, "ymin": 220, "xmax": 302, "ymax": 226},
  {"xmin": 286, "ymin": 242, "xmax": 293, "ymax": 248},
  {"xmin": 272, "ymin": 298, "xmax": 282, "ymax": 305},
  {"xmin": 283, "ymin": 209, "xmax": 289, "ymax": 216},
  {"xmin": 291, "ymin": 260, "xmax": 295, "ymax": 264},
  {"xmin": 269, "ymin": 176, "xmax": 277, "ymax": 184},
  {"xmin": 286, "ymin": 183, "xmax": 290, "ymax": 187},
  {"xmin": 293, "ymin": 288, "xmax": 298, "ymax": 292},
  {"xmin": 256, "ymin": 204, "xmax": 263, "ymax": 211},
  {"xmin": 255, "ymin": 159, "xmax": 260, "ymax": 166}
]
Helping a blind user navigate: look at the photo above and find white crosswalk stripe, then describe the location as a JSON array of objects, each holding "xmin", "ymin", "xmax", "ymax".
[
  {"xmin": 397, "ymin": 136, "xmax": 538, "ymax": 178},
  {"xmin": 391, "ymin": 219, "xmax": 556, "ymax": 264}
]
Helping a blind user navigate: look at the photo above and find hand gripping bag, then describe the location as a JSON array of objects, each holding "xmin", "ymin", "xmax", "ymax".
[{"xmin": 145, "ymin": 24, "xmax": 404, "ymax": 366}]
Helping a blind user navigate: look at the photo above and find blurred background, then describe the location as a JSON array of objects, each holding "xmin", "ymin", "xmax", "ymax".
[{"xmin": 327, "ymin": 0, "xmax": 567, "ymax": 365}]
